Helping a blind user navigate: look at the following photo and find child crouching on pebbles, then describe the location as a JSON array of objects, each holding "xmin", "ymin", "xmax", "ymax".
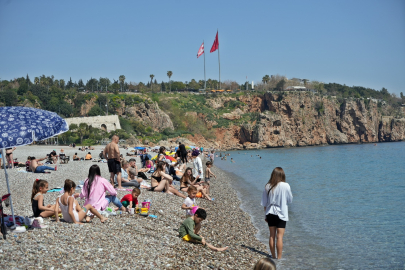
[
  {"xmin": 55, "ymin": 179, "xmax": 107, "ymax": 224},
  {"xmin": 179, "ymin": 208, "xmax": 228, "ymax": 252}
]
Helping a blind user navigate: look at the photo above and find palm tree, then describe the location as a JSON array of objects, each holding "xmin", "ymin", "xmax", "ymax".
[
  {"xmin": 34, "ymin": 77, "xmax": 39, "ymax": 85},
  {"xmin": 150, "ymin": 74, "xmax": 154, "ymax": 92},
  {"xmin": 119, "ymin": 75, "xmax": 126, "ymax": 92},
  {"xmin": 167, "ymin": 71, "xmax": 172, "ymax": 91}
]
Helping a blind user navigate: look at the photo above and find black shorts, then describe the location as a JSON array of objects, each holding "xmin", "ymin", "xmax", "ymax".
[
  {"xmin": 266, "ymin": 213, "xmax": 287, "ymax": 228},
  {"xmin": 108, "ymin": 159, "xmax": 121, "ymax": 174}
]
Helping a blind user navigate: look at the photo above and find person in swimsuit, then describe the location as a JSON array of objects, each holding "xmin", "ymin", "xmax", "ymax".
[
  {"xmin": 151, "ymin": 161, "xmax": 186, "ymax": 198},
  {"xmin": 6, "ymin": 147, "xmax": 16, "ymax": 169},
  {"xmin": 31, "ymin": 179, "xmax": 60, "ymax": 218},
  {"xmin": 55, "ymin": 179, "xmax": 107, "ymax": 224},
  {"xmin": 73, "ymin": 153, "xmax": 80, "ymax": 161},
  {"xmin": 179, "ymin": 167, "xmax": 211, "ymax": 200},
  {"xmin": 103, "ymin": 135, "xmax": 123, "ymax": 189},
  {"xmin": 30, "ymin": 156, "xmax": 57, "ymax": 173}
]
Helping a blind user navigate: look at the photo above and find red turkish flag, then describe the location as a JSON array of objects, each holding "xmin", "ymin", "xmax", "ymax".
[
  {"xmin": 210, "ymin": 31, "xmax": 219, "ymax": 53},
  {"xmin": 197, "ymin": 42, "xmax": 204, "ymax": 58}
]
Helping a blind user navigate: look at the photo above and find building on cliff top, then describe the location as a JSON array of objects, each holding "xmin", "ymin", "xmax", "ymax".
[{"xmin": 65, "ymin": 115, "xmax": 121, "ymax": 132}]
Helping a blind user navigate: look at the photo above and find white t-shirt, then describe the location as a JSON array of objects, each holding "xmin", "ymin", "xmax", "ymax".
[
  {"xmin": 192, "ymin": 156, "xmax": 203, "ymax": 179},
  {"xmin": 261, "ymin": 182, "xmax": 293, "ymax": 221},
  {"xmin": 184, "ymin": 197, "xmax": 197, "ymax": 216}
]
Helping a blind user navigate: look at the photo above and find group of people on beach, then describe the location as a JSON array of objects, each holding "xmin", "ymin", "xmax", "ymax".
[
  {"xmin": 22, "ymin": 134, "xmax": 293, "ymax": 268},
  {"xmin": 28, "ymin": 135, "xmax": 227, "ymax": 252}
]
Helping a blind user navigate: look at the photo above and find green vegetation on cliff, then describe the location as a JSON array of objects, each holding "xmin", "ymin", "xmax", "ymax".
[{"xmin": 0, "ymin": 74, "xmax": 403, "ymax": 144}]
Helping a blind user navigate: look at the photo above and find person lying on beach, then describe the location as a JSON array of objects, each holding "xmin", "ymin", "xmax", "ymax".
[
  {"xmin": 80, "ymin": 165, "xmax": 127, "ymax": 212},
  {"xmin": 30, "ymin": 156, "xmax": 57, "ymax": 173},
  {"xmin": 179, "ymin": 208, "xmax": 228, "ymax": 252},
  {"xmin": 55, "ymin": 179, "xmax": 107, "ymax": 224},
  {"xmin": 31, "ymin": 179, "xmax": 61, "ymax": 218},
  {"xmin": 179, "ymin": 168, "xmax": 211, "ymax": 200},
  {"xmin": 120, "ymin": 187, "xmax": 140, "ymax": 210},
  {"xmin": 150, "ymin": 161, "xmax": 186, "ymax": 198}
]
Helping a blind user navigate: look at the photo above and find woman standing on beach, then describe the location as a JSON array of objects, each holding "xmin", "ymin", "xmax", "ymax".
[{"xmin": 261, "ymin": 167, "xmax": 293, "ymax": 259}]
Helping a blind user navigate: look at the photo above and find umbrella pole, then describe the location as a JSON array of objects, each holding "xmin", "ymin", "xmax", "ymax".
[{"xmin": 1, "ymin": 148, "xmax": 16, "ymax": 230}]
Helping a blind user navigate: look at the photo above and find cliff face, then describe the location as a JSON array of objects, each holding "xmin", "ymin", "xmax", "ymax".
[
  {"xmin": 124, "ymin": 101, "xmax": 174, "ymax": 132},
  {"xmin": 210, "ymin": 92, "xmax": 405, "ymax": 149}
]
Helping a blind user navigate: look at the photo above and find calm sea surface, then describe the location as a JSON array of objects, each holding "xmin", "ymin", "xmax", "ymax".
[{"xmin": 215, "ymin": 142, "xmax": 405, "ymax": 270}]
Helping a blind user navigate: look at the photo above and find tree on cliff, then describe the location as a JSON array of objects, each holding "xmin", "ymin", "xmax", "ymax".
[
  {"xmin": 150, "ymin": 74, "xmax": 155, "ymax": 92},
  {"xmin": 276, "ymin": 79, "xmax": 286, "ymax": 91},
  {"xmin": 167, "ymin": 71, "xmax": 173, "ymax": 91},
  {"xmin": 119, "ymin": 75, "xmax": 126, "ymax": 91},
  {"xmin": 262, "ymin": 75, "xmax": 270, "ymax": 84}
]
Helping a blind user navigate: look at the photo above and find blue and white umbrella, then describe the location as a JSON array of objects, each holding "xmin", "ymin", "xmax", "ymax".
[
  {"xmin": 0, "ymin": 107, "xmax": 69, "ymax": 233},
  {"xmin": 0, "ymin": 106, "xmax": 69, "ymax": 148}
]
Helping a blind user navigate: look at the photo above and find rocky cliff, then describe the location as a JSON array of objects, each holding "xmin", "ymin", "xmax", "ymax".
[
  {"xmin": 124, "ymin": 101, "xmax": 174, "ymax": 132},
  {"xmin": 206, "ymin": 92, "xmax": 405, "ymax": 150}
]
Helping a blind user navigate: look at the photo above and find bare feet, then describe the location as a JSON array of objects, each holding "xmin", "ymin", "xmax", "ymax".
[
  {"xmin": 100, "ymin": 217, "xmax": 108, "ymax": 223},
  {"xmin": 85, "ymin": 216, "xmax": 91, "ymax": 223},
  {"xmin": 216, "ymin": 246, "xmax": 229, "ymax": 252}
]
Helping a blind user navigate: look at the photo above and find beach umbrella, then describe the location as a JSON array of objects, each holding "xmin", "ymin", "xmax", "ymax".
[
  {"xmin": 134, "ymin": 147, "xmax": 146, "ymax": 150},
  {"xmin": 165, "ymin": 151, "xmax": 176, "ymax": 156},
  {"xmin": 165, "ymin": 155, "xmax": 176, "ymax": 162},
  {"xmin": 0, "ymin": 106, "xmax": 69, "ymax": 233}
]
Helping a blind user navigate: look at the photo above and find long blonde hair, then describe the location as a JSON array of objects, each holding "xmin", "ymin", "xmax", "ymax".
[{"xmin": 266, "ymin": 167, "xmax": 285, "ymax": 194}]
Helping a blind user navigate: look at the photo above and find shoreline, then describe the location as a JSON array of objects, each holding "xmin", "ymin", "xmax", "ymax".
[{"xmin": 0, "ymin": 145, "xmax": 270, "ymax": 269}]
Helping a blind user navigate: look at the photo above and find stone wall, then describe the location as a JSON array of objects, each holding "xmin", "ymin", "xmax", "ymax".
[{"xmin": 65, "ymin": 115, "xmax": 121, "ymax": 132}]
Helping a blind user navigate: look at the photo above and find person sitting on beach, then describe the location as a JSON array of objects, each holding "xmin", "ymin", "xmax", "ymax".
[
  {"xmin": 179, "ymin": 168, "xmax": 211, "ymax": 200},
  {"xmin": 157, "ymin": 146, "xmax": 166, "ymax": 163},
  {"xmin": 73, "ymin": 153, "xmax": 80, "ymax": 161},
  {"xmin": 261, "ymin": 167, "xmax": 293, "ymax": 260},
  {"xmin": 55, "ymin": 179, "xmax": 107, "ymax": 224},
  {"xmin": 115, "ymin": 160, "xmax": 142, "ymax": 188},
  {"xmin": 80, "ymin": 165, "xmax": 127, "ymax": 212},
  {"xmin": 128, "ymin": 159, "xmax": 148, "ymax": 180},
  {"xmin": 85, "ymin": 152, "xmax": 92, "ymax": 160},
  {"xmin": 50, "ymin": 150, "xmax": 58, "ymax": 164},
  {"xmin": 120, "ymin": 187, "xmax": 140, "ymax": 210},
  {"xmin": 150, "ymin": 161, "xmax": 186, "ymax": 198},
  {"xmin": 30, "ymin": 157, "xmax": 57, "ymax": 173},
  {"xmin": 5, "ymin": 147, "xmax": 17, "ymax": 169},
  {"xmin": 179, "ymin": 208, "xmax": 228, "ymax": 252},
  {"xmin": 144, "ymin": 156, "xmax": 154, "ymax": 172},
  {"xmin": 31, "ymin": 179, "xmax": 60, "ymax": 218}
]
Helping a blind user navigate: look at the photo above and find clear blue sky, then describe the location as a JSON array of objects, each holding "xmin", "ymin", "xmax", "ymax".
[{"xmin": 1, "ymin": 0, "xmax": 404, "ymax": 95}]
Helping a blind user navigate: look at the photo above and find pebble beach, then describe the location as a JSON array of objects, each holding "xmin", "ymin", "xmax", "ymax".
[{"xmin": 0, "ymin": 145, "xmax": 269, "ymax": 269}]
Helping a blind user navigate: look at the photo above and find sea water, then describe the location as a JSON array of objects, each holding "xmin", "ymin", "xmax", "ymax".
[{"xmin": 215, "ymin": 142, "xmax": 405, "ymax": 270}]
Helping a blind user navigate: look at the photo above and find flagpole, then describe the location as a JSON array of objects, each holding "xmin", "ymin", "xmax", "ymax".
[
  {"xmin": 218, "ymin": 29, "xmax": 221, "ymax": 89},
  {"xmin": 204, "ymin": 40, "xmax": 206, "ymax": 90}
]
